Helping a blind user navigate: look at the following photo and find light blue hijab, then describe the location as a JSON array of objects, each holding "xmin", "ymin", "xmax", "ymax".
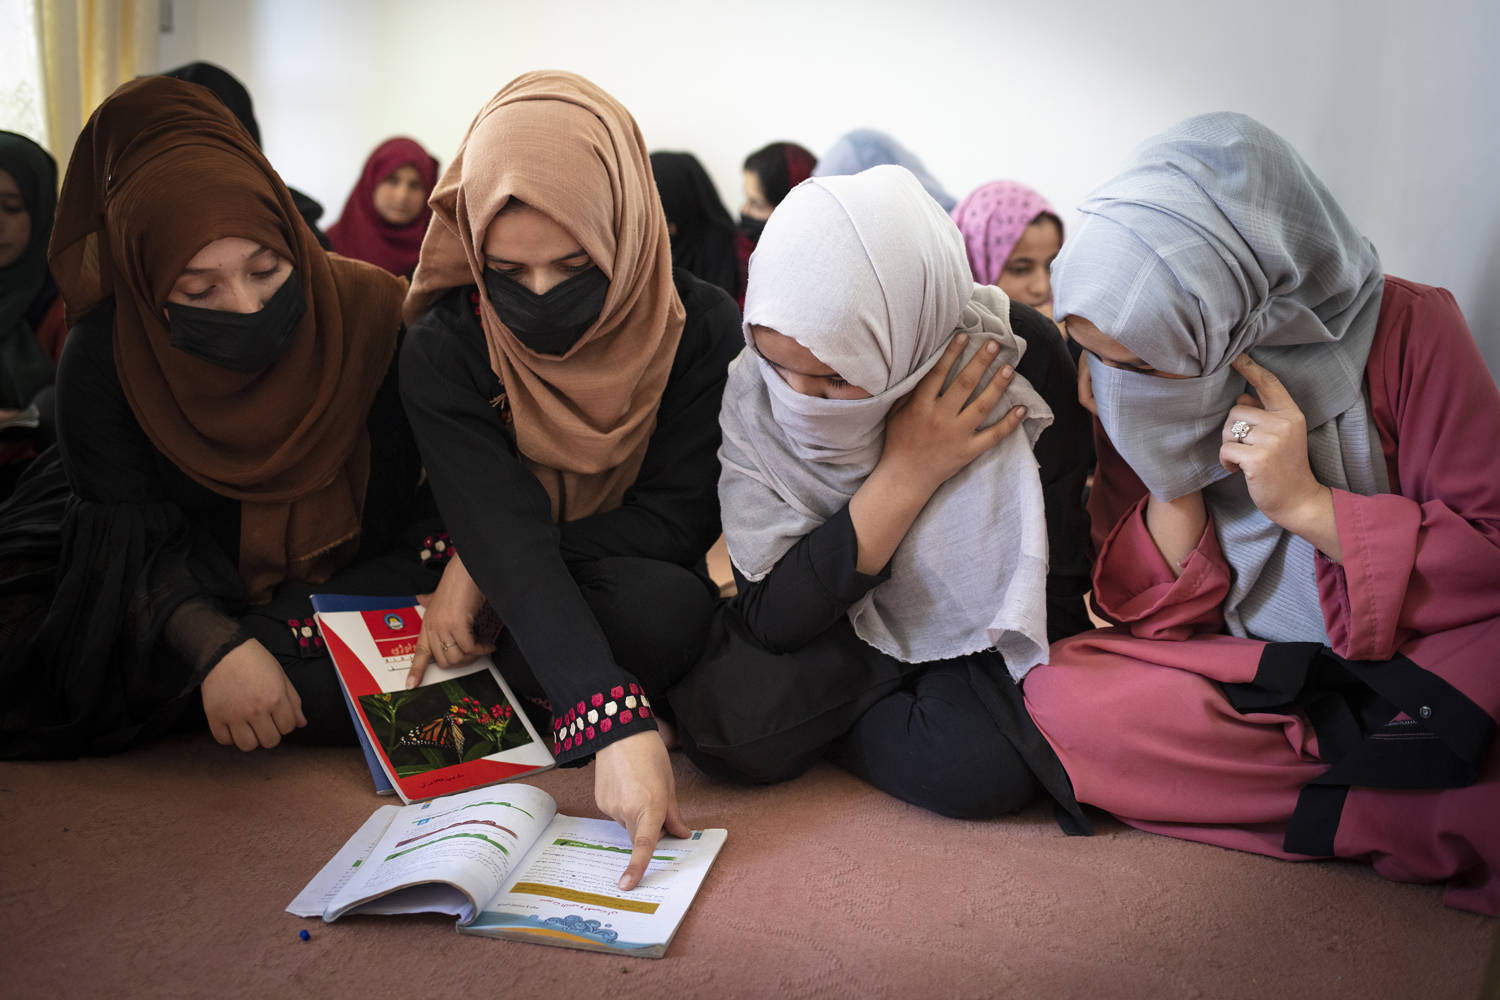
[
  {"xmin": 813, "ymin": 129, "xmax": 956, "ymax": 211},
  {"xmin": 1052, "ymin": 112, "xmax": 1388, "ymax": 643}
]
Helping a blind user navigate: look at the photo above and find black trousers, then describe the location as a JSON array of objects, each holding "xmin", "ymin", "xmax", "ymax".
[
  {"xmin": 670, "ymin": 609, "xmax": 1050, "ymax": 819},
  {"xmin": 490, "ymin": 556, "xmax": 717, "ymax": 747}
]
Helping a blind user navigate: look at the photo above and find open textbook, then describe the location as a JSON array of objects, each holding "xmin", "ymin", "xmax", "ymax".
[
  {"xmin": 310, "ymin": 595, "xmax": 554, "ymax": 802},
  {"xmin": 288, "ymin": 783, "xmax": 727, "ymax": 958}
]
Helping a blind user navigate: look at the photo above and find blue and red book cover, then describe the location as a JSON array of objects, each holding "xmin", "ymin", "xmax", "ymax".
[{"xmin": 311, "ymin": 595, "xmax": 554, "ymax": 803}]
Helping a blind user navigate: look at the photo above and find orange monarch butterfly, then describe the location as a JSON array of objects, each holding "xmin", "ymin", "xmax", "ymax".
[{"xmin": 399, "ymin": 714, "xmax": 466, "ymax": 758}]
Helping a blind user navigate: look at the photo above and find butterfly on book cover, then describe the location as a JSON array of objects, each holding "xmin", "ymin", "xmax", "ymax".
[{"xmin": 399, "ymin": 714, "xmax": 466, "ymax": 759}]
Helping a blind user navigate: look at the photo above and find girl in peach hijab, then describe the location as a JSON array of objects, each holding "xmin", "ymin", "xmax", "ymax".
[{"xmin": 399, "ymin": 71, "xmax": 740, "ymax": 890}]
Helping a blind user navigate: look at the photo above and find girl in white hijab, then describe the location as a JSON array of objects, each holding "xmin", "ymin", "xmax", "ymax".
[{"xmin": 669, "ymin": 166, "xmax": 1095, "ymax": 823}]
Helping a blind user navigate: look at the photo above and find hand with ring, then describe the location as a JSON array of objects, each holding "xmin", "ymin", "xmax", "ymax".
[
  {"xmin": 407, "ymin": 552, "xmax": 499, "ymax": 689},
  {"xmin": 1219, "ymin": 354, "xmax": 1340, "ymax": 558}
]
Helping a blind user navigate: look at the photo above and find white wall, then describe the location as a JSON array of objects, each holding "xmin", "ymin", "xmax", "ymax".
[{"xmin": 155, "ymin": 0, "xmax": 1500, "ymax": 376}]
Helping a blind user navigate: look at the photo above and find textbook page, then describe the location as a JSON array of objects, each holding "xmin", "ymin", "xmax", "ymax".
[
  {"xmin": 461, "ymin": 815, "xmax": 727, "ymax": 958},
  {"xmin": 322, "ymin": 784, "xmax": 558, "ymax": 922},
  {"xmin": 287, "ymin": 805, "xmax": 399, "ymax": 918}
]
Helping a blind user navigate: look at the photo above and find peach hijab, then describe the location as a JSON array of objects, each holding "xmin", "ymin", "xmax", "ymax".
[{"xmin": 405, "ymin": 70, "xmax": 685, "ymax": 521}]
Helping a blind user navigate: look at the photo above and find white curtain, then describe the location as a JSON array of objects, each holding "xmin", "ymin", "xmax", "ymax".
[
  {"xmin": 0, "ymin": 0, "xmax": 48, "ymax": 147},
  {"xmin": 35, "ymin": 0, "xmax": 160, "ymax": 158}
]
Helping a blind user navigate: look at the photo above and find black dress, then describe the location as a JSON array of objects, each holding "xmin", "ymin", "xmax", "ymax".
[
  {"xmin": 668, "ymin": 302, "xmax": 1095, "ymax": 824},
  {"xmin": 400, "ymin": 268, "xmax": 742, "ymax": 766},
  {"xmin": 0, "ymin": 302, "xmax": 444, "ymax": 758}
]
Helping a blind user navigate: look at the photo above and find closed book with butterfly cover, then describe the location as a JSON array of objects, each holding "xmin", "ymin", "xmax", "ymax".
[{"xmin": 312, "ymin": 595, "xmax": 555, "ymax": 803}]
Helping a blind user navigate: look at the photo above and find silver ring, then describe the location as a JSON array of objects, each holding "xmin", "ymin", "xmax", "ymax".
[
  {"xmin": 1230, "ymin": 419, "xmax": 1252, "ymax": 443},
  {"xmin": 439, "ymin": 639, "xmax": 457, "ymax": 650}
]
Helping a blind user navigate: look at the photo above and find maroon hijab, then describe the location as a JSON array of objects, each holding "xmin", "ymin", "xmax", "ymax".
[{"xmin": 327, "ymin": 137, "xmax": 438, "ymax": 277}]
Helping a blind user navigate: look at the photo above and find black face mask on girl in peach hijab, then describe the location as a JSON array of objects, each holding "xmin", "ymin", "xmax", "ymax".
[{"xmin": 483, "ymin": 265, "xmax": 609, "ymax": 357}]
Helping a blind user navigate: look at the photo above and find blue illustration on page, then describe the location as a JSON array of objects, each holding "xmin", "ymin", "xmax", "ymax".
[{"xmin": 469, "ymin": 912, "xmax": 660, "ymax": 951}]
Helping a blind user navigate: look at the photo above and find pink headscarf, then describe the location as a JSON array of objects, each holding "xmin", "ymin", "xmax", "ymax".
[{"xmin": 950, "ymin": 181, "xmax": 1059, "ymax": 286}]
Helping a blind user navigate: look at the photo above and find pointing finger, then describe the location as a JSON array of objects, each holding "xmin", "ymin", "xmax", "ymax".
[
  {"xmin": 618, "ymin": 810, "xmax": 665, "ymax": 891},
  {"xmin": 407, "ymin": 639, "xmax": 432, "ymax": 689}
]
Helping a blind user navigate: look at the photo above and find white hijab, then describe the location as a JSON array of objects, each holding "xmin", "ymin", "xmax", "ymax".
[{"xmin": 719, "ymin": 165, "xmax": 1055, "ymax": 677}]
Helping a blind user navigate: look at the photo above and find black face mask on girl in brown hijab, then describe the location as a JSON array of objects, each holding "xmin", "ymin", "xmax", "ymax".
[{"xmin": 166, "ymin": 269, "xmax": 307, "ymax": 372}]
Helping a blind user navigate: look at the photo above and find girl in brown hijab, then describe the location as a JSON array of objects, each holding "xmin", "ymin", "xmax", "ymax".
[
  {"xmin": 400, "ymin": 70, "xmax": 740, "ymax": 890},
  {"xmin": 0, "ymin": 77, "xmax": 444, "ymax": 758}
]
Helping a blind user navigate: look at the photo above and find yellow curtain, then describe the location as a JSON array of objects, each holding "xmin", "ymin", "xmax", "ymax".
[{"xmin": 37, "ymin": 0, "xmax": 158, "ymax": 157}]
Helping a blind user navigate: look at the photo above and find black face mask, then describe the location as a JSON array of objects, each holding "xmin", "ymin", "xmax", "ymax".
[
  {"xmin": 738, "ymin": 213, "xmax": 767, "ymax": 244},
  {"xmin": 483, "ymin": 266, "xmax": 609, "ymax": 356},
  {"xmin": 166, "ymin": 271, "xmax": 307, "ymax": 372}
]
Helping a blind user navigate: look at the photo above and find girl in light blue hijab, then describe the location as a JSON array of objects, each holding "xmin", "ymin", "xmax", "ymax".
[{"xmin": 813, "ymin": 129, "xmax": 956, "ymax": 211}]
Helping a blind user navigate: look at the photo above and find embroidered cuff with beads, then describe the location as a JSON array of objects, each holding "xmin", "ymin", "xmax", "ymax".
[
  {"xmin": 285, "ymin": 616, "xmax": 326, "ymax": 659},
  {"xmin": 552, "ymin": 682, "xmax": 656, "ymax": 759},
  {"xmin": 419, "ymin": 531, "xmax": 456, "ymax": 567}
]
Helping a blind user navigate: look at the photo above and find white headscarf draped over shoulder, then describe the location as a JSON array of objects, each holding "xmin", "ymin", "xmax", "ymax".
[
  {"xmin": 719, "ymin": 164, "xmax": 1054, "ymax": 677},
  {"xmin": 1052, "ymin": 112, "xmax": 1388, "ymax": 643}
]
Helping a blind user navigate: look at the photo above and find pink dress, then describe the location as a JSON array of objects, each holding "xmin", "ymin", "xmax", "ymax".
[{"xmin": 1023, "ymin": 277, "xmax": 1500, "ymax": 915}]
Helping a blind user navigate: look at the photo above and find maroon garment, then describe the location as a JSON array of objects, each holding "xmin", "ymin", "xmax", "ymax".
[
  {"xmin": 1025, "ymin": 277, "xmax": 1500, "ymax": 915},
  {"xmin": 327, "ymin": 138, "xmax": 438, "ymax": 278}
]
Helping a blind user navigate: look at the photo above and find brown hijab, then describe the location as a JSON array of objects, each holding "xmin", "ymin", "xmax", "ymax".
[
  {"xmin": 49, "ymin": 76, "xmax": 406, "ymax": 602},
  {"xmin": 405, "ymin": 70, "xmax": 685, "ymax": 521}
]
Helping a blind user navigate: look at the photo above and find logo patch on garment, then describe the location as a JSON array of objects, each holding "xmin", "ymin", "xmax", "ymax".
[{"xmin": 385, "ymin": 613, "xmax": 407, "ymax": 632}]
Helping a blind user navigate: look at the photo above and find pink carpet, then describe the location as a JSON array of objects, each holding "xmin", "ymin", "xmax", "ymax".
[{"xmin": 2, "ymin": 734, "xmax": 1494, "ymax": 999}]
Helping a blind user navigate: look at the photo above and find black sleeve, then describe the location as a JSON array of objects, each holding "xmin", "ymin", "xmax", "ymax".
[
  {"xmin": 400, "ymin": 289, "xmax": 656, "ymax": 762},
  {"xmin": 729, "ymin": 505, "xmax": 892, "ymax": 653},
  {"xmin": 54, "ymin": 307, "xmax": 252, "ymax": 674},
  {"xmin": 557, "ymin": 271, "xmax": 742, "ymax": 567},
  {"xmin": 1009, "ymin": 302, "xmax": 1095, "ymax": 642},
  {"xmin": 350, "ymin": 327, "xmax": 445, "ymax": 561}
]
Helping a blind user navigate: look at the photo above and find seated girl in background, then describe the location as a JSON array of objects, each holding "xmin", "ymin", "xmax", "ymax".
[
  {"xmin": 0, "ymin": 78, "xmax": 443, "ymax": 758},
  {"xmin": 814, "ymin": 128, "xmax": 955, "ymax": 210},
  {"xmin": 735, "ymin": 140, "xmax": 816, "ymax": 306},
  {"xmin": 669, "ymin": 165, "xmax": 1094, "ymax": 822},
  {"xmin": 0, "ymin": 131, "xmax": 67, "ymax": 496},
  {"xmin": 328, "ymin": 137, "xmax": 440, "ymax": 279},
  {"xmin": 650, "ymin": 150, "xmax": 738, "ymax": 299},
  {"xmin": 951, "ymin": 181, "xmax": 1065, "ymax": 319},
  {"xmin": 399, "ymin": 72, "xmax": 741, "ymax": 889},
  {"xmin": 1023, "ymin": 113, "xmax": 1500, "ymax": 914}
]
